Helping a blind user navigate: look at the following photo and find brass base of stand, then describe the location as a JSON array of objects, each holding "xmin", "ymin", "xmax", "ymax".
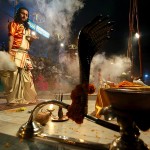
[
  {"xmin": 17, "ymin": 121, "xmax": 43, "ymax": 139},
  {"xmin": 110, "ymin": 137, "xmax": 149, "ymax": 150},
  {"xmin": 109, "ymin": 108, "xmax": 150, "ymax": 150},
  {"xmin": 51, "ymin": 115, "xmax": 69, "ymax": 122}
]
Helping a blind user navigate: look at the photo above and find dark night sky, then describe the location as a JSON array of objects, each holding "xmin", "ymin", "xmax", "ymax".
[
  {"xmin": 0, "ymin": 0, "xmax": 150, "ymax": 75},
  {"xmin": 71, "ymin": 0, "xmax": 130, "ymax": 55},
  {"xmin": 71, "ymin": 0, "xmax": 150, "ymax": 75}
]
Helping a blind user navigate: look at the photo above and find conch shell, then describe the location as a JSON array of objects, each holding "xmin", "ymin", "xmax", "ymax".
[{"xmin": 35, "ymin": 110, "xmax": 53, "ymax": 126}]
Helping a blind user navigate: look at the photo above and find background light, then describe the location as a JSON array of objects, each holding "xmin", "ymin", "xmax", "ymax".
[
  {"xmin": 144, "ymin": 74, "xmax": 148, "ymax": 78},
  {"xmin": 60, "ymin": 43, "xmax": 64, "ymax": 47},
  {"xmin": 135, "ymin": 33, "xmax": 140, "ymax": 39}
]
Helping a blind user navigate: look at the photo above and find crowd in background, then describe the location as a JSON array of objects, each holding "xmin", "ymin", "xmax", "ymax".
[{"xmin": 31, "ymin": 56, "xmax": 78, "ymax": 93}]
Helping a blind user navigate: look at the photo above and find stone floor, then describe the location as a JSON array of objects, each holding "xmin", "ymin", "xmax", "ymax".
[{"xmin": 0, "ymin": 92, "xmax": 150, "ymax": 149}]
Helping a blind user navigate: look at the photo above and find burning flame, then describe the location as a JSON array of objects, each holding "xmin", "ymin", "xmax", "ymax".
[{"xmin": 49, "ymin": 104, "xmax": 54, "ymax": 110}]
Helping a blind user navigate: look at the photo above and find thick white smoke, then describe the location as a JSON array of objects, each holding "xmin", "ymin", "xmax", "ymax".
[
  {"xmin": 8, "ymin": 0, "xmax": 84, "ymax": 40},
  {"xmin": 59, "ymin": 52, "xmax": 131, "ymax": 88},
  {"xmin": 35, "ymin": 0, "xmax": 84, "ymax": 39},
  {"xmin": 0, "ymin": 51, "xmax": 17, "ymax": 71},
  {"xmin": 90, "ymin": 53, "xmax": 131, "ymax": 84}
]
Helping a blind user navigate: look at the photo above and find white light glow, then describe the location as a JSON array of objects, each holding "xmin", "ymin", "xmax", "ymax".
[
  {"xmin": 60, "ymin": 43, "xmax": 64, "ymax": 47},
  {"xmin": 135, "ymin": 33, "xmax": 140, "ymax": 39},
  {"xmin": 31, "ymin": 31, "xmax": 36, "ymax": 36},
  {"xmin": 49, "ymin": 104, "xmax": 54, "ymax": 110}
]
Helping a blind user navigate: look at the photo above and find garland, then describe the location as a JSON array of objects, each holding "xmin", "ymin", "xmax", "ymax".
[{"xmin": 66, "ymin": 84, "xmax": 95, "ymax": 124}]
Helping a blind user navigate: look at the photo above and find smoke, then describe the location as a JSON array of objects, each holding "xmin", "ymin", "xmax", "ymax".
[
  {"xmin": 8, "ymin": 0, "xmax": 84, "ymax": 40},
  {"xmin": 0, "ymin": 51, "xmax": 17, "ymax": 71},
  {"xmin": 58, "ymin": 52, "xmax": 80, "ymax": 91},
  {"xmin": 90, "ymin": 53, "xmax": 131, "ymax": 83},
  {"xmin": 58, "ymin": 52, "xmax": 131, "ymax": 91},
  {"xmin": 35, "ymin": 0, "xmax": 84, "ymax": 40}
]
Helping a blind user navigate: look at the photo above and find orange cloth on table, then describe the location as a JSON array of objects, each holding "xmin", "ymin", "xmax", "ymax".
[{"xmin": 95, "ymin": 88, "xmax": 110, "ymax": 118}]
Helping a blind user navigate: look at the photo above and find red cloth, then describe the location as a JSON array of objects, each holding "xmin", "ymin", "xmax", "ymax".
[{"xmin": 36, "ymin": 74, "xmax": 49, "ymax": 91}]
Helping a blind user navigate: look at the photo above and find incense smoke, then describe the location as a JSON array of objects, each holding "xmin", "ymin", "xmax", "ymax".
[
  {"xmin": 59, "ymin": 52, "xmax": 131, "ymax": 91},
  {"xmin": 90, "ymin": 53, "xmax": 131, "ymax": 85},
  {"xmin": 0, "ymin": 51, "xmax": 17, "ymax": 71},
  {"xmin": 35, "ymin": 0, "xmax": 84, "ymax": 39}
]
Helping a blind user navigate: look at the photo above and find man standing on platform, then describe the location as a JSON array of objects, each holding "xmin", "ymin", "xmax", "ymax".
[{"xmin": 5, "ymin": 7, "xmax": 38, "ymax": 105}]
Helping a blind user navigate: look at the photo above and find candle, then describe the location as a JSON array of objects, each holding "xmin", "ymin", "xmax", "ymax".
[{"xmin": 49, "ymin": 104, "xmax": 54, "ymax": 110}]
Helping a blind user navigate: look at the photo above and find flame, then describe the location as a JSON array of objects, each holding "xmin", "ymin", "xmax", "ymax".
[{"xmin": 49, "ymin": 104, "xmax": 54, "ymax": 110}]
